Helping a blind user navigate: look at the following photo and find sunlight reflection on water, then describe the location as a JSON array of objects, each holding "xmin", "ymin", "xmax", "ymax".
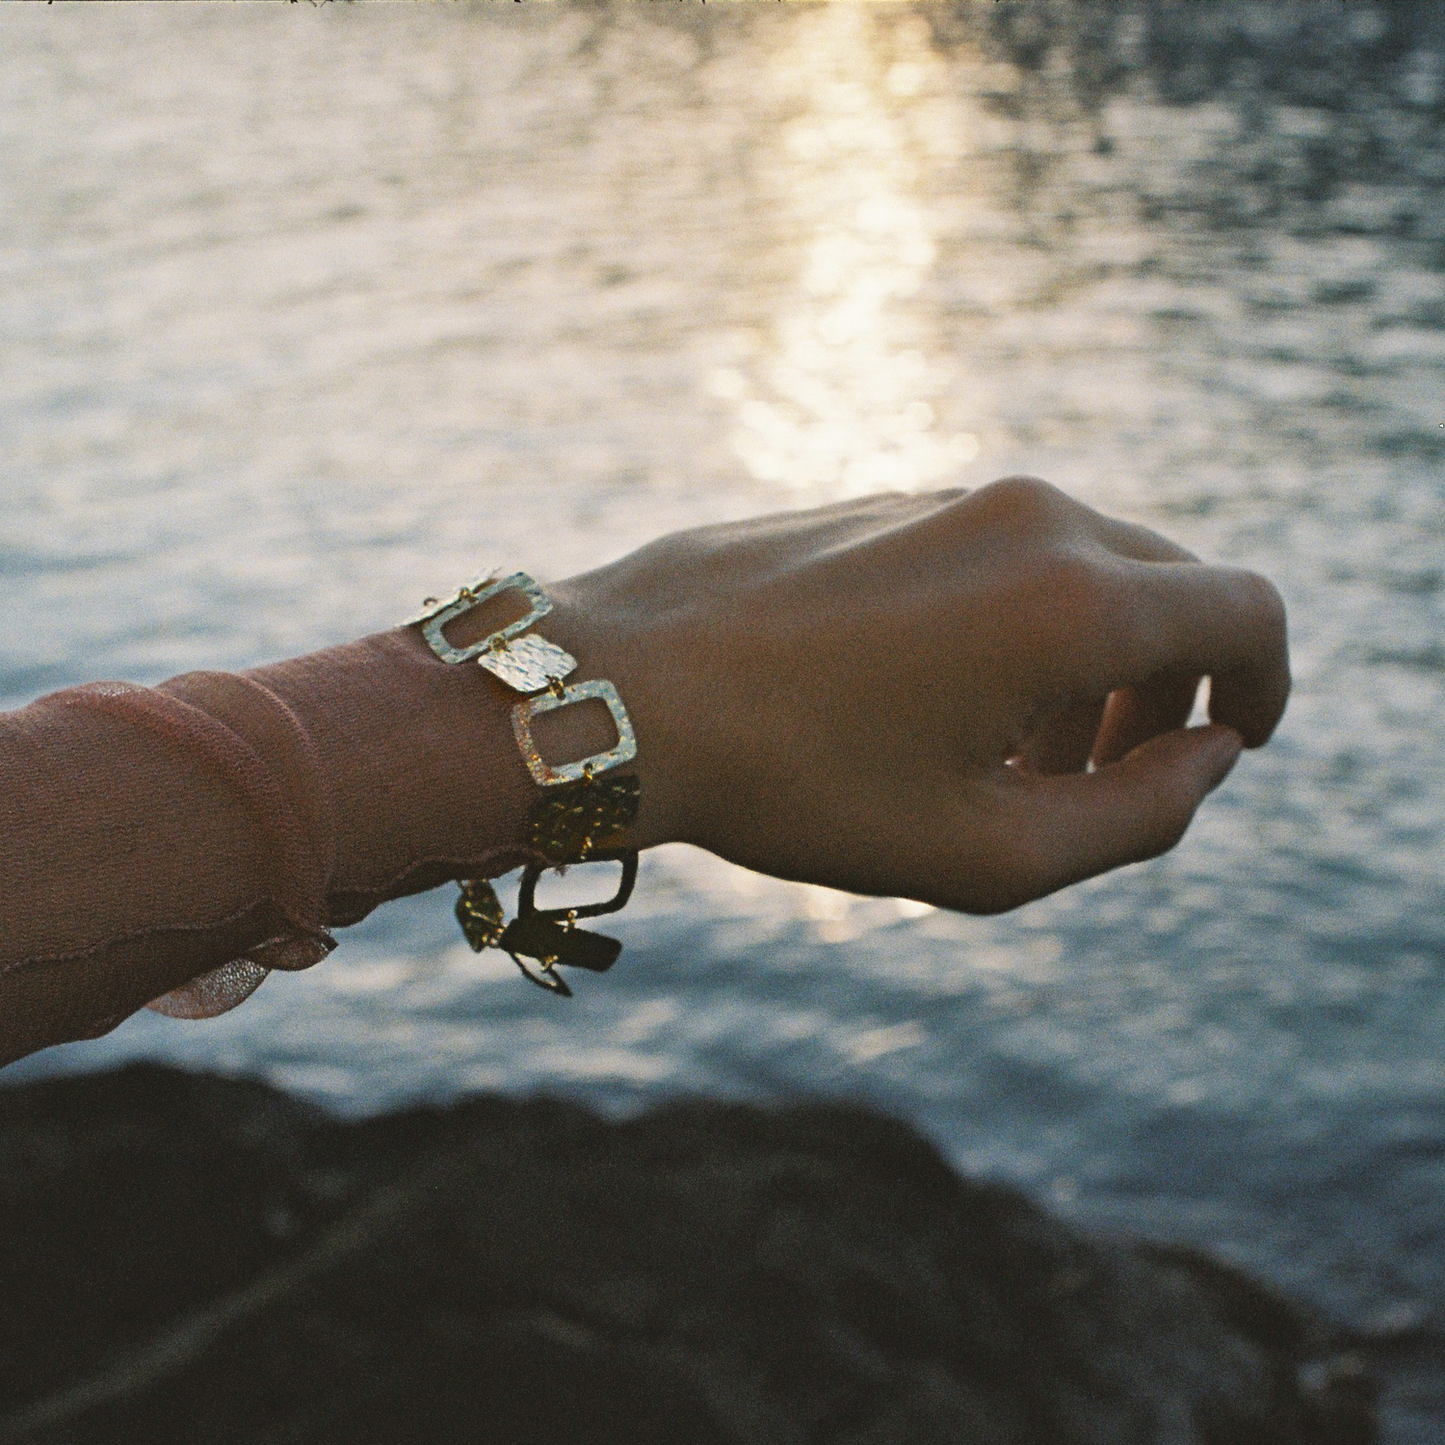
[{"xmin": 717, "ymin": 5, "xmax": 978, "ymax": 495}]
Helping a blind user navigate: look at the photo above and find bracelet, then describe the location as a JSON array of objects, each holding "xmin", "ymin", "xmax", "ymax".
[{"xmin": 407, "ymin": 572, "xmax": 640, "ymax": 996}]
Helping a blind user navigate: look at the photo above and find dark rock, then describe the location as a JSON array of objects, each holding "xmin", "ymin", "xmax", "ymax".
[{"xmin": 0, "ymin": 1064, "xmax": 1375, "ymax": 1445}]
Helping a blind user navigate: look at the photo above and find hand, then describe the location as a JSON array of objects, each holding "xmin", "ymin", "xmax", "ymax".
[{"xmin": 545, "ymin": 478, "xmax": 1289, "ymax": 914}]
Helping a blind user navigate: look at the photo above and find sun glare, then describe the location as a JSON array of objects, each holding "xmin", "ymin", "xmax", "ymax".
[{"xmin": 713, "ymin": 6, "xmax": 979, "ymax": 498}]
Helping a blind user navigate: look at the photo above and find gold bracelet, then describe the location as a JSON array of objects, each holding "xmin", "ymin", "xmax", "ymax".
[{"xmin": 407, "ymin": 572, "xmax": 640, "ymax": 996}]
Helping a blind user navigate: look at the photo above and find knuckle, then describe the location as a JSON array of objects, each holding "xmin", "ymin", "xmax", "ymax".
[
  {"xmin": 927, "ymin": 484, "xmax": 970, "ymax": 504},
  {"xmin": 1224, "ymin": 569, "xmax": 1291, "ymax": 718},
  {"xmin": 1115, "ymin": 518, "xmax": 1199, "ymax": 565},
  {"xmin": 964, "ymin": 475, "xmax": 1067, "ymax": 533},
  {"xmin": 1037, "ymin": 551, "xmax": 1125, "ymax": 652},
  {"xmin": 1048, "ymin": 550, "xmax": 1110, "ymax": 610},
  {"xmin": 1242, "ymin": 569, "xmax": 1289, "ymax": 642}
]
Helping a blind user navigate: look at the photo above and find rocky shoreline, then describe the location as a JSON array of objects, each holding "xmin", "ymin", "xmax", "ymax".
[{"xmin": 0, "ymin": 1064, "xmax": 1376, "ymax": 1444}]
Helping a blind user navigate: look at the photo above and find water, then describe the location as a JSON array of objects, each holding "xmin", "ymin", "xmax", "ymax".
[{"xmin": 3, "ymin": 2, "xmax": 1445, "ymax": 1434}]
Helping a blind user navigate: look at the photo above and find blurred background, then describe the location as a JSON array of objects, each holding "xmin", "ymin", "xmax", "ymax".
[{"xmin": 2, "ymin": 1, "xmax": 1444, "ymax": 1437}]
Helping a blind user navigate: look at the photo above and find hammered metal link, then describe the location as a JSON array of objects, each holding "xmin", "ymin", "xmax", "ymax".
[
  {"xmin": 454, "ymin": 878, "xmax": 506, "ymax": 952},
  {"xmin": 419, "ymin": 572, "xmax": 553, "ymax": 666},
  {"xmin": 529, "ymin": 773, "xmax": 640, "ymax": 864},
  {"xmin": 511, "ymin": 679, "xmax": 638, "ymax": 787},
  {"xmin": 478, "ymin": 632, "xmax": 577, "ymax": 695}
]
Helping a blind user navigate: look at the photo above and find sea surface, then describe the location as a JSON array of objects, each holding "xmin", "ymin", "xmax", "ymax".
[{"xmin": 3, "ymin": 3, "xmax": 1445, "ymax": 1436}]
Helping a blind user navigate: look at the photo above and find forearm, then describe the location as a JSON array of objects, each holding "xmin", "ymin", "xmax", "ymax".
[{"xmin": 0, "ymin": 625, "xmax": 539, "ymax": 1064}]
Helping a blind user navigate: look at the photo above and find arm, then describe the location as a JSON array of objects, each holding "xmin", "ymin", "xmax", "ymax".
[{"xmin": 0, "ymin": 479, "xmax": 1289, "ymax": 1065}]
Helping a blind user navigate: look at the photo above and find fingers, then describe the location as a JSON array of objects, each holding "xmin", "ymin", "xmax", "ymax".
[
  {"xmin": 1098, "ymin": 562, "xmax": 1289, "ymax": 748},
  {"xmin": 1014, "ymin": 694, "xmax": 1107, "ymax": 775},
  {"xmin": 951, "ymin": 724, "xmax": 1243, "ymax": 912},
  {"xmin": 1012, "ymin": 673, "xmax": 1201, "ymax": 777},
  {"xmin": 961, "ymin": 482, "xmax": 1286, "ymax": 748},
  {"xmin": 1090, "ymin": 673, "xmax": 1202, "ymax": 767},
  {"xmin": 748, "ymin": 722, "xmax": 1240, "ymax": 917},
  {"xmin": 961, "ymin": 486, "xmax": 1287, "ymax": 749},
  {"xmin": 1014, "ymin": 558, "xmax": 1277, "ymax": 770}
]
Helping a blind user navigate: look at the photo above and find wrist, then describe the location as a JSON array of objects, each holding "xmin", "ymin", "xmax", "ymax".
[
  {"xmin": 538, "ymin": 581, "xmax": 696, "ymax": 853},
  {"xmin": 405, "ymin": 567, "xmax": 666, "ymax": 996}
]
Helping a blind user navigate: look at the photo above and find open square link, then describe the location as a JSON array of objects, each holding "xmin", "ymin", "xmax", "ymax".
[
  {"xmin": 518, "ymin": 850, "xmax": 638, "ymax": 922},
  {"xmin": 419, "ymin": 572, "xmax": 553, "ymax": 666},
  {"xmin": 511, "ymin": 678, "xmax": 638, "ymax": 786}
]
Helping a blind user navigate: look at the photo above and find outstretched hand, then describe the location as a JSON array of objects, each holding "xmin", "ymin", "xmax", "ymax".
[{"xmin": 546, "ymin": 478, "xmax": 1289, "ymax": 913}]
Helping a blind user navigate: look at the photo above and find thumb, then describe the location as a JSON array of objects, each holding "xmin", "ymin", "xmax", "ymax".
[{"xmin": 984, "ymin": 724, "xmax": 1242, "ymax": 907}]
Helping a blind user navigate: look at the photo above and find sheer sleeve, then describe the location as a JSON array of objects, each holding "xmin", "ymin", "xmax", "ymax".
[{"xmin": 0, "ymin": 625, "xmax": 544, "ymax": 1065}]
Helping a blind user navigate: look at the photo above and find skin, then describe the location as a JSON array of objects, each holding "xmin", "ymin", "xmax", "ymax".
[{"xmin": 539, "ymin": 477, "xmax": 1289, "ymax": 913}]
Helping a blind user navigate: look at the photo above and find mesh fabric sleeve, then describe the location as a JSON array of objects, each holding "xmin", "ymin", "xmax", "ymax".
[{"xmin": 0, "ymin": 625, "xmax": 543, "ymax": 1065}]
